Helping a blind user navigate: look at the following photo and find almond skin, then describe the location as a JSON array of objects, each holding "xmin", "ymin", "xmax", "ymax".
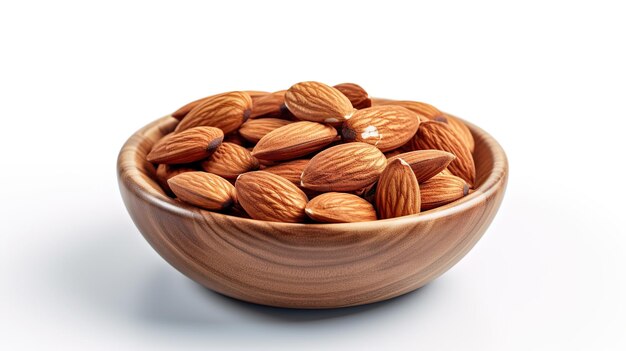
[
  {"xmin": 261, "ymin": 159, "xmax": 309, "ymax": 184},
  {"xmin": 250, "ymin": 90, "xmax": 290, "ymax": 119},
  {"xmin": 334, "ymin": 83, "xmax": 371, "ymax": 109},
  {"xmin": 156, "ymin": 164, "xmax": 196, "ymax": 195},
  {"xmin": 433, "ymin": 114, "xmax": 475, "ymax": 152},
  {"xmin": 375, "ymin": 158, "xmax": 421, "ymax": 219},
  {"xmin": 341, "ymin": 105, "xmax": 420, "ymax": 152},
  {"xmin": 284, "ymin": 81, "xmax": 355, "ymax": 125},
  {"xmin": 252, "ymin": 121, "xmax": 337, "ymax": 161},
  {"xmin": 172, "ymin": 91, "xmax": 269, "ymax": 121},
  {"xmin": 235, "ymin": 171, "xmax": 308, "ymax": 223},
  {"xmin": 239, "ymin": 118, "xmax": 293, "ymax": 143},
  {"xmin": 200, "ymin": 142, "xmax": 259, "ymax": 179},
  {"xmin": 305, "ymin": 192, "xmax": 377, "ymax": 223},
  {"xmin": 168, "ymin": 171, "xmax": 236, "ymax": 210},
  {"xmin": 387, "ymin": 150, "xmax": 455, "ymax": 183},
  {"xmin": 174, "ymin": 91, "xmax": 252, "ymax": 134},
  {"xmin": 412, "ymin": 121, "xmax": 476, "ymax": 187},
  {"xmin": 420, "ymin": 174, "xmax": 469, "ymax": 211},
  {"xmin": 371, "ymin": 99, "xmax": 443, "ymax": 121},
  {"xmin": 301, "ymin": 142, "xmax": 387, "ymax": 192},
  {"xmin": 147, "ymin": 126, "xmax": 223, "ymax": 164}
]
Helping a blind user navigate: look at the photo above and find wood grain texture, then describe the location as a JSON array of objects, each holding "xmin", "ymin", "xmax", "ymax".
[{"xmin": 117, "ymin": 112, "xmax": 508, "ymax": 309}]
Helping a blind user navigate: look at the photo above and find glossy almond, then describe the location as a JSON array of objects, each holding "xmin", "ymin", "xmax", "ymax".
[
  {"xmin": 168, "ymin": 171, "xmax": 236, "ymax": 210},
  {"xmin": 174, "ymin": 91, "xmax": 252, "ymax": 134},
  {"xmin": 433, "ymin": 114, "xmax": 475, "ymax": 152},
  {"xmin": 252, "ymin": 121, "xmax": 337, "ymax": 161},
  {"xmin": 420, "ymin": 174, "xmax": 469, "ymax": 211},
  {"xmin": 223, "ymin": 131, "xmax": 247, "ymax": 146},
  {"xmin": 284, "ymin": 81, "xmax": 355, "ymax": 125},
  {"xmin": 371, "ymin": 99, "xmax": 443, "ymax": 121},
  {"xmin": 239, "ymin": 118, "xmax": 293, "ymax": 143},
  {"xmin": 375, "ymin": 159, "xmax": 421, "ymax": 219},
  {"xmin": 147, "ymin": 126, "xmax": 223, "ymax": 164},
  {"xmin": 301, "ymin": 142, "xmax": 387, "ymax": 192},
  {"xmin": 156, "ymin": 164, "xmax": 196, "ymax": 195},
  {"xmin": 200, "ymin": 142, "xmax": 259, "ymax": 179},
  {"xmin": 249, "ymin": 90, "xmax": 292, "ymax": 119},
  {"xmin": 334, "ymin": 83, "xmax": 371, "ymax": 109},
  {"xmin": 342, "ymin": 105, "xmax": 420, "ymax": 152},
  {"xmin": 305, "ymin": 192, "xmax": 377, "ymax": 223},
  {"xmin": 412, "ymin": 121, "xmax": 476, "ymax": 187},
  {"xmin": 387, "ymin": 150, "xmax": 455, "ymax": 183},
  {"xmin": 235, "ymin": 171, "xmax": 308, "ymax": 223},
  {"xmin": 261, "ymin": 159, "xmax": 309, "ymax": 184},
  {"xmin": 171, "ymin": 90, "xmax": 266, "ymax": 121}
]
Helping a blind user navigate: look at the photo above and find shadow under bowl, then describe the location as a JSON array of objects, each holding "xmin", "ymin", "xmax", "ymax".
[{"xmin": 117, "ymin": 114, "xmax": 508, "ymax": 309}]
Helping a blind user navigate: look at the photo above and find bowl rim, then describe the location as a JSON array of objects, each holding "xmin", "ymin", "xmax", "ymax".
[{"xmin": 118, "ymin": 114, "xmax": 508, "ymax": 231}]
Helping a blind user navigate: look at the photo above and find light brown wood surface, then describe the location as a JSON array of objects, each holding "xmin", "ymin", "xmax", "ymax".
[{"xmin": 117, "ymin": 113, "xmax": 508, "ymax": 309}]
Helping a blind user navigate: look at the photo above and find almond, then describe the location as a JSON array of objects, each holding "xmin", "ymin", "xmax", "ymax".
[
  {"xmin": 420, "ymin": 174, "xmax": 469, "ymax": 211},
  {"xmin": 156, "ymin": 164, "xmax": 196, "ymax": 195},
  {"xmin": 239, "ymin": 118, "xmax": 293, "ymax": 143},
  {"xmin": 305, "ymin": 192, "xmax": 377, "ymax": 223},
  {"xmin": 250, "ymin": 90, "xmax": 291, "ymax": 119},
  {"xmin": 372, "ymin": 99, "xmax": 443, "ymax": 121},
  {"xmin": 261, "ymin": 159, "xmax": 309, "ymax": 184},
  {"xmin": 147, "ymin": 126, "xmax": 223, "ymax": 164},
  {"xmin": 341, "ymin": 105, "xmax": 420, "ymax": 152},
  {"xmin": 200, "ymin": 142, "xmax": 259, "ymax": 179},
  {"xmin": 284, "ymin": 81, "xmax": 355, "ymax": 125},
  {"xmin": 301, "ymin": 142, "xmax": 387, "ymax": 192},
  {"xmin": 223, "ymin": 131, "xmax": 247, "ymax": 146},
  {"xmin": 375, "ymin": 158, "xmax": 421, "ymax": 219},
  {"xmin": 433, "ymin": 114, "xmax": 475, "ymax": 152},
  {"xmin": 174, "ymin": 91, "xmax": 252, "ymax": 134},
  {"xmin": 246, "ymin": 90, "xmax": 271, "ymax": 100},
  {"xmin": 171, "ymin": 90, "xmax": 266, "ymax": 121},
  {"xmin": 412, "ymin": 121, "xmax": 476, "ymax": 187},
  {"xmin": 252, "ymin": 121, "xmax": 337, "ymax": 161},
  {"xmin": 235, "ymin": 171, "xmax": 308, "ymax": 222},
  {"xmin": 334, "ymin": 83, "xmax": 371, "ymax": 109},
  {"xmin": 168, "ymin": 171, "xmax": 236, "ymax": 210},
  {"xmin": 387, "ymin": 150, "xmax": 455, "ymax": 183}
]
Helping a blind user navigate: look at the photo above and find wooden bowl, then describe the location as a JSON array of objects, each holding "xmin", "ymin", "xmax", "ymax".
[{"xmin": 117, "ymin": 114, "xmax": 508, "ymax": 309}]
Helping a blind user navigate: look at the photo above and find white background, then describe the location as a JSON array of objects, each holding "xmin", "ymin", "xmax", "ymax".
[{"xmin": 1, "ymin": 1, "xmax": 625, "ymax": 350}]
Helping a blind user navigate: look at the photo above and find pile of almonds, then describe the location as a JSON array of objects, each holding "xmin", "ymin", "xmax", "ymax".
[{"xmin": 148, "ymin": 81, "xmax": 475, "ymax": 223}]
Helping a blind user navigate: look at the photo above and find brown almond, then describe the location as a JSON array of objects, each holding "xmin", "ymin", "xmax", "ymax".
[
  {"xmin": 371, "ymin": 99, "xmax": 443, "ymax": 121},
  {"xmin": 387, "ymin": 150, "xmax": 455, "ymax": 183},
  {"xmin": 200, "ymin": 142, "xmax": 259, "ymax": 179},
  {"xmin": 301, "ymin": 142, "xmax": 387, "ymax": 192},
  {"xmin": 249, "ymin": 90, "xmax": 292, "ymax": 119},
  {"xmin": 261, "ymin": 159, "xmax": 309, "ymax": 184},
  {"xmin": 334, "ymin": 83, "xmax": 371, "ymax": 109},
  {"xmin": 174, "ymin": 91, "xmax": 252, "ymax": 134},
  {"xmin": 420, "ymin": 174, "xmax": 469, "ymax": 211},
  {"xmin": 412, "ymin": 121, "xmax": 476, "ymax": 187},
  {"xmin": 284, "ymin": 81, "xmax": 355, "ymax": 125},
  {"xmin": 171, "ymin": 90, "xmax": 266, "ymax": 121},
  {"xmin": 239, "ymin": 118, "xmax": 293, "ymax": 143},
  {"xmin": 433, "ymin": 114, "xmax": 475, "ymax": 152},
  {"xmin": 147, "ymin": 126, "xmax": 223, "ymax": 164},
  {"xmin": 235, "ymin": 171, "xmax": 308, "ymax": 222},
  {"xmin": 341, "ymin": 105, "xmax": 420, "ymax": 152},
  {"xmin": 305, "ymin": 192, "xmax": 377, "ymax": 223},
  {"xmin": 168, "ymin": 171, "xmax": 236, "ymax": 210},
  {"xmin": 252, "ymin": 121, "xmax": 337, "ymax": 161},
  {"xmin": 223, "ymin": 131, "xmax": 247, "ymax": 146},
  {"xmin": 375, "ymin": 158, "xmax": 421, "ymax": 219},
  {"xmin": 156, "ymin": 164, "xmax": 196, "ymax": 195}
]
